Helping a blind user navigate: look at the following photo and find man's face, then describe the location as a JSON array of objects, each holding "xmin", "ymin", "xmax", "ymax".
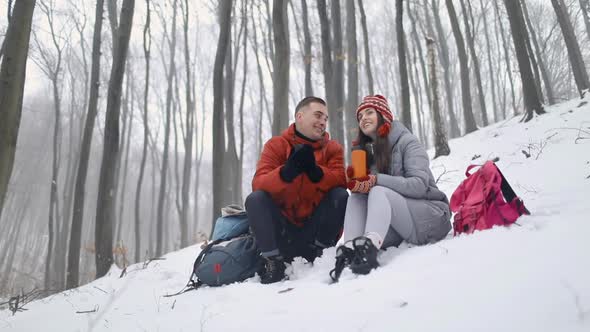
[{"xmin": 295, "ymin": 102, "xmax": 328, "ymax": 140}]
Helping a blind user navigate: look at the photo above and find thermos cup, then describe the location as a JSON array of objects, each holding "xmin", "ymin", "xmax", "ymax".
[{"xmin": 351, "ymin": 148, "xmax": 367, "ymax": 178}]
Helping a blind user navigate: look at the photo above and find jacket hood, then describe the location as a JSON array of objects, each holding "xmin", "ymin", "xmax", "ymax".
[{"xmin": 387, "ymin": 120, "xmax": 410, "ymax": 147}]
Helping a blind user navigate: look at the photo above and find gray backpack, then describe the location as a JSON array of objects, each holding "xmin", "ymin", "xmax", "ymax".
[
  {"xmin": 189, "ymin": 234, "xmax": 259, "ymax": 288},
  {"xmin": 165, "ymin": 209, "xmax": 260, "ymax": 297}
]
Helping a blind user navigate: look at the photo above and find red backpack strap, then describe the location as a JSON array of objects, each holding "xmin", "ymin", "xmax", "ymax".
[
  {"xmin": 465, "ymin": 164, "xmax": 481, "ymax": 177},
  {"xmin": 491, "ymin": 162, "xmax": 531, "ymax": 216}
]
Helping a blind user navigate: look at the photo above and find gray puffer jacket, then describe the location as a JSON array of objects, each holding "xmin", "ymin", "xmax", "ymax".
[{"xmin": 374, "ymin": 120, "xmax": 451, "ymax": 216}]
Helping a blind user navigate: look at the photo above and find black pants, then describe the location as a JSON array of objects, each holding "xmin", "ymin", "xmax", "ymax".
[{"xmin": 245, "ymin": 188, "xmax": 348, "ymax": 259}]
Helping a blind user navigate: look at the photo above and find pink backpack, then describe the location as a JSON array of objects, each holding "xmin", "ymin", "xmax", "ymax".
[{"xmin": 450, "ymin": 161, "xmax": 530, "ymax": 235}]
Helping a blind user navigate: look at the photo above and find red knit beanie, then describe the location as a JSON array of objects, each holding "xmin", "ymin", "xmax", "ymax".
[{"xmin": 356, "ymin": 94, "xmax": 394, "ymax": 137}]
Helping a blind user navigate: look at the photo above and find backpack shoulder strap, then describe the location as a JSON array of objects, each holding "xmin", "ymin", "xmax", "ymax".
[
  {"xmin": 491, "ymin": 163, "xmax": 517, "ymax": 202},
  {"xmin": 465, "ymin": 164, "xmax": 482, "ymax": 177},
  {"xmin": 492, "ymin": 163, "xmax": 530, "ymax": 215},
  {"xmin": 163, "ymin": 239, "xmax": 224, "ymax": 297}
]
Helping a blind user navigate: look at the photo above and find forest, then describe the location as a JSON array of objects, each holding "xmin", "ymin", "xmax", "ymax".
[{"xmin": 0, "ymin": 0, "xmax": 588, "ymax": 298}]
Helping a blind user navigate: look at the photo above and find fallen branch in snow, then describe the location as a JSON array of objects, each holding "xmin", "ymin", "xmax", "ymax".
[
  {"xmin": 516, "ymin": 183, "xmax": 539, "ymax": 194},
  {"xmin": 561, "ymin": 281, "xmax": 590, "ymax": 322},
  {"xmin": 93, "ymin": 286, "xmax": 108, "ymax": 294},
  {"xmin": 76, "ymin": 305, "xmax": 98, "ymax": 314},
  {"xmin": 521, "ymin": 134, "xmax": 556, "ymax": 160},
  {"xmin": 200, "ymin": 304, "xmax": 221, "ymax": 331},
  {"xmin": 545, "ymin": 127, "xmax": 590, "ymax": 144},
  {"xmin": 278, "ymin": 287, "xmax": 294, "ymax": 294},
  {"xmin": 433, "ymin": 165, "xmax": 458, "ymax": 184},
  {"xmin": 0, "ymin": 288, "xmax": 48, "ymax": 316},
  {"xmin": 435, "ymin": 244, "xmax": 449, "ymax": 254},
  {"xmin": 142, "ymin": 257, "xmax": 165, "ymax": 269}
]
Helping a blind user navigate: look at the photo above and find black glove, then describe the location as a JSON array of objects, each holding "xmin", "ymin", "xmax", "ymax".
[
  {"xmin": 280, "ymin": 144, "xmax": 306, "ymax": 182},
  {"xmin": 280, "ymin": 144, "xmax": 324, "ymax": 183},
  {"xmin": 297, "ymin": 144, "xmax": 316, "ymax": 172},
  {"xmin": 297, "ymin": 144, "xmax": 324, "ymax": 183}
]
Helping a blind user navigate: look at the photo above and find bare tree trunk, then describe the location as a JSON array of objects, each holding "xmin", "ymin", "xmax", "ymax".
[
  {"xmin": 331, "ymin": 0, "xmax": 346, "ymax": 143},
  {"xmin": 59, "ymin": 61, "xmax": 81, "ymax": 290},
  {"xmin": 134, "ymin": 0, "xmax": 150, "ymax": 263},
  {"xmin": 0, "ymin": 0, "xmax": 35, "ymax": 220},
  {"xmin": 251, "ymin": 4, "xmax": 271, "ymax": 155},
  {"xmin": 301, "ymin": 0, "xmax": 313, "ymax": 97},
  {"xmin": 272, "ymin": 0, "xmax": 290, "ymax": 136},
  {"xmin": 407, "ymin": 1, "xmax": 428, "ymax": 144},
  {"xmin": 396, "ymin": 0, "xmax": 412, "ymax": 131},
  {"xmin": 459, "ymin": 0, "xmax": 488, "ymax": 126},
  {"xmin": 478, "ymin": 0, "xmax": 499, "ymax": 122},
  {"xmin": 0, "ymin": 208, "xmax": 25, "ymax": 291},
  {"xmin": 107, "ymin": 0, "xmax": 119, "ymax": 55},
  {"xmin": 521, "ymin": 10, "xmax": 545, "ymax": 105},
  {"xmin": 115, "ymin": 66, "xmax": 133, "ymax": 247},
  {"xmin": 580, "ymin": 0, "xmax": 590, "ymax": 41},
  {"xmin": 212, "ymin": 0, "xmax": 232, "ymax": 233},
  {"xmin": 318, "ymin": 0, "xmax": 338, "ymax": 138},
  {"xmin": 193, "ymin": 88, "xmax": 206, "ymax": 239},
  {"xmin": 407, "ymin": 43, "xmax": 425, "ymax": 145},
  {"xmin": 34, "ymin": 0, "xmax": 64, "ymax": 291},
  {"xmin": 67, "ymin": 0, "xmax": 104, "ymax": 289},
  {"xmin": 346, "ymin": 0, "xmax": 358, "ymax": 154},
  {"xmin": 156, "ymin": 0, "xmax": 177, "ymax": 257},
  {"xmin": 430, "ymin": 0, "xmax": 460, "ymax": 138},
  {"xmin": 95, "ymin": 0, "xmax": 135, "ymax": 278},
  {"xmin": 407, "ymin": 0, "xmax": 431, "ymax": 111},
  {"xmin": 494, "ymin": 0, "xmax": 518, "ymax": 117},
  {"xmin": 551, "ymin": 0, "xmax": 590, "ymax": 97},
  {"xmin": 357, "ymin": 0, "xmax": 374, "ymax": 95},
  {"xmin": 427, "ymin": 37, "xmax": 450, "ymax": 158},
  {"xmin": 521, "ymin": 0, "xmax": 556, "ymax": 105},
  {"xmin": 445, "ymin": 0, "xmax": 477, "ymax": 134},
  {"xmin": 179, "ymin": 0, "xmax": 194, "ymax": 248},
  {"xmin": 237, "ymin": 1, "xmax": 248, "ymax": 204},
  {"xmin": 223, "ymin": 13, "xmax": 241, "ymax": 207},
  {"xmin": 503, "ymin": 0, "xmax": 545, "ymax": 122}
]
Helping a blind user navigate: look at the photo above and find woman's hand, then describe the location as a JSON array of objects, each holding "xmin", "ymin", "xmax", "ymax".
[
  {"xmin": 346, "ymin": 165, "xmax": 355, "ymax": 181},
  {"xmin": 347, "ymin": 174, "xmax": 376, "ymax": 193}
]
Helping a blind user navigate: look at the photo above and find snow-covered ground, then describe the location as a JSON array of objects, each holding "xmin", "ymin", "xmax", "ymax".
[{"xmin": 2, "ymin": 97, "xmax": 590, "ymax": 332}]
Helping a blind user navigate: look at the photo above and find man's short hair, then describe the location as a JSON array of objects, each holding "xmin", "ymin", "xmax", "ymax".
[{"xmin": 295, "ymin": 96, "xmax": 326, "ymax": 114}]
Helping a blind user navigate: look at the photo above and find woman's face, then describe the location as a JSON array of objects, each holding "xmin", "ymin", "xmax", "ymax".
[{"xmin": 358, "ymin": 108, "xmax": 379, "ymax": 136}]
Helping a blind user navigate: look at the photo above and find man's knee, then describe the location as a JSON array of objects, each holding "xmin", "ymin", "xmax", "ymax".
[
  {"xmin": 245, "ymin": 190, "xmax": 272, "ymax": 209},
  {"xmin": 326, "ymin": 187, "xmax": 349, "ymax": 209}
]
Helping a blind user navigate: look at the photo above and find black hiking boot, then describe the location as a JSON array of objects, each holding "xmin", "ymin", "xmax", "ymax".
[
  {"xmin": 349, "ymin": 236, "xmax": 379, "ymax": 275},
  {"xmin": 258, "ymin": 255, "xmax": 286, "ymax": 284},
  {"xmin": 329, "ymin": 244, "xmax": 355, "ymax": 282},
  {"xmin": 300, "ymin": 243, "xmax": 324, "ymax": 263}
]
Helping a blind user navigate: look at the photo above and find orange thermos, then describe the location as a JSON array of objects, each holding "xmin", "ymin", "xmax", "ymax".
[{"xmin": 351, "ymin": 148, "xmax": 367, "ymax": 179}]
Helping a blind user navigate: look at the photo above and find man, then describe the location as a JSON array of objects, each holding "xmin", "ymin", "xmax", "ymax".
[{"xmin": 245, "ymin": 96, "xmax": 348, "ymax": 284}]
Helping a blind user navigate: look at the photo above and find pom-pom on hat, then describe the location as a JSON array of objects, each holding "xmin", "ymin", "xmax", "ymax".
[{"xmin": 356, "ymin": 94, "xmax": 394, "ymax": 137}]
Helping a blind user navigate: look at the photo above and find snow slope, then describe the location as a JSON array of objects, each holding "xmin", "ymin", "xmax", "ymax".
[{"xmin": 2, "ymin": 98, "xmax": 590, "ymax": 332}]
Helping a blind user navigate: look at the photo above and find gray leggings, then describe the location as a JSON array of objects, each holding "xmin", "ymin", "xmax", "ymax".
[{"xmin": 343, "ymin": 186, "xmax": 451, "ymax": 248}]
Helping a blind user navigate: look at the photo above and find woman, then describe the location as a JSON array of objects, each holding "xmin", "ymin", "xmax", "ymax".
[{"xmin": 334, "ymin": 95, "xmax": 451, "ymax": 277}]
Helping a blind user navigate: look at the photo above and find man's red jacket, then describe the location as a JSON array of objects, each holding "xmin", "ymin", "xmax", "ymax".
[{"xmin": 252, "ymin": 124, "xmax": 346, "ymax": 226}]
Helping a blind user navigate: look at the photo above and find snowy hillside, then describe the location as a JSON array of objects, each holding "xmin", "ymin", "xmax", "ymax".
[{"xmin": 1, "ymin": 98, "xmax": 589, "ymax": 332}]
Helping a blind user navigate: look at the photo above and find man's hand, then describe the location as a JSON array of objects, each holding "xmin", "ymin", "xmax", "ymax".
[
  {"xmin": 280, "ymin": 144, "xmax": 324, "ymax": 183},
  {"xmin": 298, "ymin": 144, "xmax": 323, "ymax": 183},
  {"xmin": 280, "ymin": 144, "xmax": 306, "ymax": 182}
]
